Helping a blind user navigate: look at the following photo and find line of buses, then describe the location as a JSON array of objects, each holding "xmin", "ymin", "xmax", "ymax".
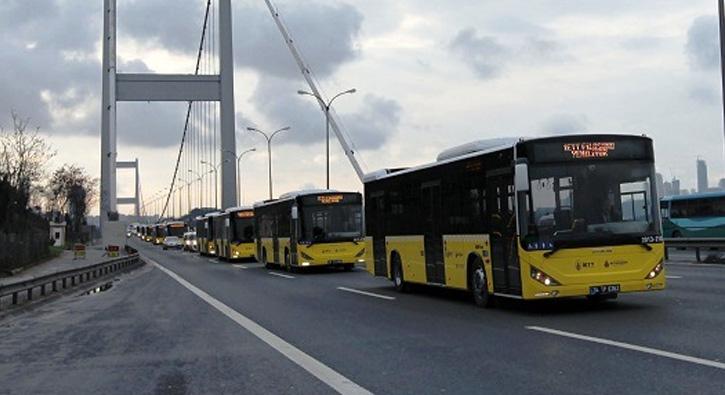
[{"xmin": 134, "ymin": 134, "xmax": 667, "ymax": 306}]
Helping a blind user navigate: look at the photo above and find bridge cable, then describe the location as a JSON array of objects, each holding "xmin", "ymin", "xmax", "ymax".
[{"xmin": 159, "ymin": 0, "xmax": 212, "ymax": 219}]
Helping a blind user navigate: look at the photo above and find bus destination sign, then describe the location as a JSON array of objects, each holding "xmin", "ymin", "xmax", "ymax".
[
  {"xmin": 563, "ymin": 142, "xmax": 615, "ymax": 159},
  {"xmin": 318, "ymin": 194, "xmax": 344, "ymax": 204},
  {"xmin": 236, "ymin": 211, "xmax": 254, "ymax": 218}
]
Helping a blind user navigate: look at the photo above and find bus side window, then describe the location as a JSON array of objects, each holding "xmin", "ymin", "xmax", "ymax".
[{"xmin": 660, "ymin": 202, "xmax": 670, "ymax": 219}]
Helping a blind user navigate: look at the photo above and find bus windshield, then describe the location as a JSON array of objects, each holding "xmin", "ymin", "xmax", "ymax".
[
  {"xmin": 167, "ymin": 225, "xmax": 186, "ymax": 237},
  {"xmin": 301, "ymin": 203, "xmax": 363, "ymax": 243},
  {"xmin": 232, "ymin": 217, "xmax": 255, "ymax": 243},
  {"xmin": 522, "ymin": 160, "xmax": 660, "ymax": 250}
]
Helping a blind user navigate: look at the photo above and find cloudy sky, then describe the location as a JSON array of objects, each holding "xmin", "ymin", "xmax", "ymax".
[{"xmin": 1, "ymin": 0, "xmax": 724, "ymax": 214}]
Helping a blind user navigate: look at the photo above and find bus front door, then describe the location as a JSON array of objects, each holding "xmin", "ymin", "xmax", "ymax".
[
  {"xmin": 422, "ymin": 181, "xmax": 445, "ymax": 284},
  {"xmin": 487, "ymin": 171, "xmax": 522, "ymax": 295}
]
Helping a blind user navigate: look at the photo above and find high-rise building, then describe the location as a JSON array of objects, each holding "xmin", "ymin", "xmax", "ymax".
[
  {"xmin": 697, "ymin": 159, "xmax": 708, "ymax": 193},
  {"xmin": 655, "ymin": 173, "xmax": 664, "ymax": 199},
  {"xmin": 663, "ymin": 181, "xmax": 673, "ymax": 196},
  {"xmin": 671, "ymin": 178, "xmax": 681, "ymax": 196}
]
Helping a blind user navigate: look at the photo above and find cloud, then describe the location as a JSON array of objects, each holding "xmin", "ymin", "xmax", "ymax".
[
  {"xmin": 449, "ymin": 26, "xmax": 565, "ymax": 80},
  {"xmin": 686, "ymin": 15, "xmax": 719, "ymax": 71},
  {"xmin": 449, "ymin": 28, "xmax": 508, "ymax": 79},
  {"xmin": 339, "ymin": 95, "xmax": 402, "ymax": 151},
  {"xmin": 118, "ymin": 0, "xmax": 206, "ymax": 55},
  {"xmin": 540, "ymin": 114, "xmax": 589, "ymax": 136},
  {"xmin": 233, "ymin": 2, "xmax": 363, "ymax": 80},
  {"xmin": 249, "ymin": 75, "xmax": 400, "ymax": 150},
  {"xmin": 689, "ymin": 84, "xmax": 719, "ymax": 105}
]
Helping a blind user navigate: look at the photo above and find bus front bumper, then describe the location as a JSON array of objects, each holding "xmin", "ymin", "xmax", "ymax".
[{"xmin": 524, "ymin": 277, "xmax": 666, "ymax": 299}]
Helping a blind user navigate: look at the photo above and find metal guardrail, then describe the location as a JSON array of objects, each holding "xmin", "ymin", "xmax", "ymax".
[
  {"xmin": 0, "ymin": 254, "xmax": 143, "ymax": 310},
  {"xmin": 664, "ymin": 238, "xmax": 725, "ymax": 262}
]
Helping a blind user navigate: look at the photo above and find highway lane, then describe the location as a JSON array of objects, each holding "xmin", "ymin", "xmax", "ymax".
[
  {"xmin": 0, "ymin": 260, "xmax": 334, "ymax": 394},
  {"xmin": 134, "ymin": 240, "xmax": 725, "ymax": 394},
  {"xmin": 2, "ymin": 239, "xmax": 725, "ymax": 394}
]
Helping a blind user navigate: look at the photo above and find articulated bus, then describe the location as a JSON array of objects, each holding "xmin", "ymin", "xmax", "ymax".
[
  {"xmin": 214, "ymin": 207, "xmax": 256, "ymax": 261},
  {"xmin": 363, "ymin": 134, "xmax": 665, "ymax": 305},
  {"xmin": 152, "ymin": 224, "xmax": 165, "ymax": 245},
  {"xmin": 196, "ymin": 213, "xmax": 221, "ymax": 256},
  {"xmin": 254, "ymin": 190, "xmax": 365, "ymax": 271},
  {"xmin": 660, "ymin": 191, "xmax": 725, "ymax": 238}
]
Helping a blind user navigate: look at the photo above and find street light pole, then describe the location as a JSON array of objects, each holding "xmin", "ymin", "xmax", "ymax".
[
  {"xmin": 189, "ymin": 170, "xmax": 204, "ymax": 209},
  {"xmin": 247, "ymin": 127, "xmax": 291, "ymax": 200},
  {"xmin": 224, "ymin": 148, "xmax": 257, "ymax": 206},
  {"xmin": 201, "ymin": 160, "xmax": 230, "ymax": 209},
  {"xmin": 297, "ymin": 88, "xmax": 356, "ymax": 189},
  {"xmin": 179, "ymin": 177, "xmax": 192, "ymax": 215}
]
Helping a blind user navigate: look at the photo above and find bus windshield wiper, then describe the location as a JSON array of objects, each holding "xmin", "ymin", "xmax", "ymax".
[
  {"xmin": 638, "ymin": 242, "xmax": 653, "ymax": 251},
  {"xmin": 543, "ymin": 245, "xmax": 563, "ymax": 258}
]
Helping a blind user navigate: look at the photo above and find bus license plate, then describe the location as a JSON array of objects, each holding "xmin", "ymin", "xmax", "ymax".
[
  {"xmin": 589, "ymin": 284, "xmax": 620, "ymax": 296},
  {"xmin": 328, "ymin": 259, "xmax": 342, "ymax": 264}
]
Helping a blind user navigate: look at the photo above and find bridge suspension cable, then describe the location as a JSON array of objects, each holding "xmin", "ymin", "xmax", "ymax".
[{"xmin": 159, "ymin": 0, "xmax": 214, "ymax": 219}]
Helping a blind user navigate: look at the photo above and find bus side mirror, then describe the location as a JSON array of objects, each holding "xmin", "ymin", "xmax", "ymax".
[
  {"xmin": 515, "ymin": 163, "xmax": 530, "ymax": 192},
  {"xmin": 291, "ymin": 206, "xmax": 298, "ymax": 220}
]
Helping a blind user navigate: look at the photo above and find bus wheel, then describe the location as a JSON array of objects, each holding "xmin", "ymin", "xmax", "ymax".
[
  {"xmin": 471, "ymin": 258, "xmax": 494, "ymax": 308},
  {"xmin": 343, "ymin": 263, "xmax": 354, "ymax": 272},
  {"xmin": 284, "ymin": 251, "xmax": 296, "ymax": 273},
  {"xmin": 262, "ymin": 249, "xmax": 272, "ymax": 269},
  {"xmin": 391, "ymin": 254, "xmax": 409, "ymax": 293}
]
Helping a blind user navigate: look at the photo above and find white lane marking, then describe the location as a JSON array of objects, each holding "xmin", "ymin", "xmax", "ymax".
[
  {"xmin": 666, "ymin": 262, "xmax": 725, "ymax": 268},
  {"xmin": 666, "ymin": 275, "xmax": 682, "ymax": 279},
  {"xmin": 208, "ymin": 259, "xmax": 217, "ymax": 264},
  {"xmin": 232, "ymin": 264, "xmax": 248, "ymax": 270},
  {"xmin": 269, "ymin": 272, "xmax": 295, "ymax": 279},
  {"xmin": 337, "ymin": 287, "xmax": 395, "ymax": 301},
  {"xmin": 527, "ymin": 326, "xmax": 725, "ymax": 371},
  {"xmin": 149, "ymin": 259, "xmax": 371, "ymax": 395}
]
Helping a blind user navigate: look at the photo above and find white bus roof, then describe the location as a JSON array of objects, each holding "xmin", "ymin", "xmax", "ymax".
[
  {"xmin": 364, "ymin": 138, "xmax": 520, "ymax": 183},
  {"xmin": 253, "ymin": 189, "xmax": 350, "ymax": 208},
  {"xmin": 225, "ymin": 206, "xmax": 254, "ymax": 213}
]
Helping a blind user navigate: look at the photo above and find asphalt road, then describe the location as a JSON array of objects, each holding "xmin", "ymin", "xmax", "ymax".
[{"xmin": 1, "ymin": 239, "xmax": 725, "ymax": 394}]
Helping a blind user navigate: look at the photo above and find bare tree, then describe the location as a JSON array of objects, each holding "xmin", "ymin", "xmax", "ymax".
[
  {"xmin": 47, "ymin": 164, "xmax": 97, "ymax": 240},
  {"xmin": 0, "ymin": 111, "xmax": 56, "ymax": 201}
]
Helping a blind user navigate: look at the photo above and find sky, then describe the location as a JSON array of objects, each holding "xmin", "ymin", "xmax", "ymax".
[{"xmin": 1, "ymin": 0, "xmax": 724, "ymax": 215}]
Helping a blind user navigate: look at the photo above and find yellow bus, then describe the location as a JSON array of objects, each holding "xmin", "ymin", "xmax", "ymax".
[
  {"xmin": 215, "ymin": 207, "xmax": 256, "ymax": 261},
  {"xmin": 141, "ymin": 225, "xmax": 153, "ymax": 242},
  {"xmin": 254, "ymin": 190, "xmax": 365, "ymax": 272},
  {"xmin": 152, "ymin": 223, "xmax": 165, "ymax": 245},
  {"xmin": 364, "ymin": 134, "xmax": 665, "ymax": 306},
  {"xmin": 164, "ymin": 221, "xmax": 187, "ymax": 243},
  {"xmin": 195, "ymin": 213, "xmax": 220, "ymax": 256}
]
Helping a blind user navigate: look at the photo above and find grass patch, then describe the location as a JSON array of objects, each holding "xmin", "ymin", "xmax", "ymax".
[{"xmin": 48, "ymin": 246, "xmax": 64, "ymax": 258}]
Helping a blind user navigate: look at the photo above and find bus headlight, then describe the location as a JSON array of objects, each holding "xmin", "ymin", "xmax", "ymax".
[
  {"xmin": 300, "ymin": 251, "xmax": 314, "ymax": 260},
  {"xmin": 530, "ymin": 266, "xmax": 561, "ymax": 286},
  {"xmin": 645, "ymin": 259, "xmax": 664, "ymax": 279},
  {"xmin": 354, "ymin": 249, "xmax": 366, "ymax": 258}
]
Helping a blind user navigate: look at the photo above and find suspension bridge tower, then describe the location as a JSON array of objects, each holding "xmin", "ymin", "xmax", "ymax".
[{"xmin": 100, "ymin": 0, "xmax": 237, "ymax": 237}]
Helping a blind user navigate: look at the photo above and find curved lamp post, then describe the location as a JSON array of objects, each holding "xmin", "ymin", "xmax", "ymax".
[
  {"xmin": 297, "ymin": 88, "xmax": 356, "ymax": 189},
  {"xmin": 247, "ymin": 126, "xmax": 291, "ymax": 200}
]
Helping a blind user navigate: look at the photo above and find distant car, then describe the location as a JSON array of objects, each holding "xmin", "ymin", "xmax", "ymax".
[
  {"xmin": 163, "ymin": 236, "xmax": 183, "ymax": 250},
  {"xmin": 183, "ymin": 231, "xmax": 198, "ymax": 252}
]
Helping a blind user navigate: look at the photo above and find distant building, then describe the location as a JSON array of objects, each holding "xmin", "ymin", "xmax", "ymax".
[
  {"xmin": 697, "ymin": 159, "xmax": 708, "ymax": 193},
  {"xmin": 719, "ymin": 178, "xmax": 725, "ymax": 190},
  {"xmin": 671, "ymin": 178, "xmax": 681, "ymax": 196},
  {"xmin": 655, "ymin": 173, "xmax": 665, "ymax": 198},
  {"xmin": 49, "ymin": 221, "xmax": 66, "ymax": 248}
]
